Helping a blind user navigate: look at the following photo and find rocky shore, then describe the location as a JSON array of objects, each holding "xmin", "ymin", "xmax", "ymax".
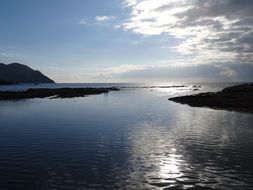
[
  {"xmin": 169, "ymin": 83, "xmax": 253, "ymax": 114},
  {"xmin": 0, "ymin": 79, "xmax": 14, "ymax": 85},
  {"xmin": 0, "ymin": 87, "xmax": 119, "ymax": 100}
]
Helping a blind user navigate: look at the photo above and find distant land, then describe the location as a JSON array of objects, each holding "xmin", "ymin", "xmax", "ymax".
[
  {"xmin": 0, "ymin": 79, "xmax": 14, "ymax": 85},
  {"xmin": 0, "ymin": 63, "xmax": 55, "ymax": 84}
]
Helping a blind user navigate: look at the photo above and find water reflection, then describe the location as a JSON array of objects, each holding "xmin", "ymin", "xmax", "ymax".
[
  {"xmin": 0, "ymin": 87, "xmax": 253, "ymax": 189},
  {"xmin": 159, "ymin": 152, "xmax": 183, "ymax": 179},
  {"xmin": 125, "ymin": 105, "xmax": 253, "ymax": 189},
  {"xmin": 126, "ymin": 121, "xmax": 188, "ymax": 189}
]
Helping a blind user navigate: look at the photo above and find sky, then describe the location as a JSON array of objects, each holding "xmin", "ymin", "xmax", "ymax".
[{"xmin": 0, "ymin": 0, "xmax": 253, "ymax": 82}]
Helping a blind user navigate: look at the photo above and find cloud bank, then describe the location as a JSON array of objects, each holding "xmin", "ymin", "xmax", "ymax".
[{"xmin": 122, "ymin": 0, "xmax": 253, "ymax": 66}]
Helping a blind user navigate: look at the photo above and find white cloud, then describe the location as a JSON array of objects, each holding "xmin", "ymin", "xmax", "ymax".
[
  {"xmin": 79, "ymin": 16, "xmax": 116, "ymax": 25},
  {"xmin": 219, "ymin": 69, "xmax": 237, "ymax": 77},
  {"xmin": 215, "ymin": 65, "xmax": 237, "ymax": 78},
  {"xmin": 95, "ymin": 16, "xmax": 116, "ymax": 22},
  {"xmin": 121, "ymin": 0, "xmax": 253, "ymax": 66},
  {"xmin": 104, "ymin": 64, "xmax": 147, "ymax": 74}
]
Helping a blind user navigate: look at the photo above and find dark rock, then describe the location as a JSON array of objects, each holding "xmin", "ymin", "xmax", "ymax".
[
  {"xmin": 0, "ymin": 63, "xmax": 55, "ymax": 83},
  {"xmin": 169, "ymin": 83, "xmax": 253, "ymax": 114},
  {"xmin": 0, "ymin": 87, "xmax": 119, "ymax": 100},
  {"xmin": 0, "ymin": 79, "xmax": 14, "ymax": 85}
]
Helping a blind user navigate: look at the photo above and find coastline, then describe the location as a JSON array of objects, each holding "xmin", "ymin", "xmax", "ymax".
[
  {"xmin": 0, "ymin": 87, "xmax": 119, "ymax": 100},
  {"xmin": 0, "ymin": 79, "xmax": 15, "ymax": 85},
  {"xmin": 169, "ymin": 83, "xmax": 253, "ymax": 114}
]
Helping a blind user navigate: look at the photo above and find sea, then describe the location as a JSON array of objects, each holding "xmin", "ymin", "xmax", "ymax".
[{"xmin": 0, "ymin": 82, "xmax": 253, "ymax": 190}]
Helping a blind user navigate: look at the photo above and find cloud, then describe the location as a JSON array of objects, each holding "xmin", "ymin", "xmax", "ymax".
[
  {"xmin": 215, "ymin": 65, "xmax": 237, "ymax": 77},
  {"xmin": 104, "ymin": 64, "xmax": 147, "ymax": 74},
  {"xmin": 91, "ymin": 63, "xmax": 242, "ymax": 81},
  {"xmin": 104, "ymin": 63, "xmax": 253, "ymax": 82},
  {"xmin": 219, "ymin": 69, "xmax": 237, "ymax": 78},
  {"xmin": 44, "ymin": 62, "xmax": 253, "ymax": 82},
  {"xmin": 79, "ymin": 15, "xmax": 116, "ymax": 26},
  {"xmin": 79, "ymin": 18, "xmax": 88, "ymax": 25},
  {"xmin": 121, "ymin": 0, "xmax": 253, "ymax": 66},
  {"xmin": 95, "ymin": 16, "xmax": 116, "ymax": 22}
]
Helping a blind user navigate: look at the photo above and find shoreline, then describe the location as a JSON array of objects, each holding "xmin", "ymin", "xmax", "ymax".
[
  {"xmin": 0, "ymin": 87, "xmax": 119, "ymax": 100},
  {"xmin": 169, "ymin": 83, "xmax": 253, "ymax": 114}
]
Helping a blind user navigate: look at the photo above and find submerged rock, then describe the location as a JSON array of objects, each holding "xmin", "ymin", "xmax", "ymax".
[{"xmin": 169, "ymin": 83, "xmax": 253, "ymax": 114}]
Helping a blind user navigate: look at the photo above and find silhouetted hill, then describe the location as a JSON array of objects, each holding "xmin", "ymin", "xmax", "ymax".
[{"xmin": 0, "ymin": 63, "xmax": 55, "ymax": 83}]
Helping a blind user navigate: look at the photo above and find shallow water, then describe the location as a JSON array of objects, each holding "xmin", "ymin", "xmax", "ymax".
[{"xmin": 0, "ymin": 83, "xmax": 253, "ymax": 189}]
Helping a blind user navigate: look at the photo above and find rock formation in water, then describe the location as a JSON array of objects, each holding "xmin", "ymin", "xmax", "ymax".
[
  {"xmin": 0, "ymin": 88, "xmax": 119, "ymax": 100},
  {"xmin": 169, "ymin": 83, "xmax": 253, "ymax": 114},
  {"xmin": 0, "ymin": 63, "xmax": 55, "ymax": 84}
]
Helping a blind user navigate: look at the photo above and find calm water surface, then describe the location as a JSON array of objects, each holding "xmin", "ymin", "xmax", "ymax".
[{"xmin": 0, "ymin": 83, "xmax": 253, "ymax": 189}]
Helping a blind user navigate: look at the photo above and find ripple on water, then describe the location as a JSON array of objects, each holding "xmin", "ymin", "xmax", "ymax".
[{"xmin": 0, "ymin": 87, "xmax": 253, "ymax": 189}]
